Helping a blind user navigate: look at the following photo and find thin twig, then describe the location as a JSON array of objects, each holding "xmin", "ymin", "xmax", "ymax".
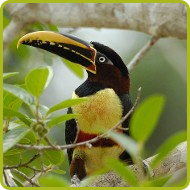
[
  {"xmin": 127, "ymin": 36, "xmax": 160, "ymax": 72},
  {"xmin": 16, "ymin": 87, "xmax": 142, "ymax": 151},
  {"xmin": 35, "ymin": 97, "xmax": 40, "ymax": 123},
  {"xmin": 44, "ymin": 136, "xmax": 58, "ymax": 149},
  {"xmin": 39, "ymin": 150, "xmax": 45, "ymax": 174},
  {"xmin": 30, "ymin": 169, "xmax": 37, "ymax": 180},
  {"xmin": 23, "ymin": 172, "xmax": 42, "ymax": 187},
  {"xmin": 12, "ymin": 169, "xmax": 40, "ymax": 187},
  {"xmin": 116, "ymin": 127, "xmax": 129, "ymax": 131},
  {"xmin": 25, "ymin": 166, "xmax": 42, "ymax": 173},
  {"xmin": 4, "ymin": 154, "xmax": 40, "ymax": 170},
  {"xmin": 3, "ymin": 170, "xmax": 10, "ymax": 187},
  {"xmin": 3, "ymin": 119, "xmax": 10, "ymax": 134}
]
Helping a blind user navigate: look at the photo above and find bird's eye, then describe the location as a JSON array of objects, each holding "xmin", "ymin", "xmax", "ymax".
[{"xmin": 98, "ymin": 56, "xmax": 106, "ymax": 63}]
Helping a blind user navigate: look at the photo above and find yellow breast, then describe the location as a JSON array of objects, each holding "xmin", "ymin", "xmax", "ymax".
[
  {"xmin": 72, "ymin": 88, "xmax": 123, "ymax": 134},
  {"xmin": 73, "ymin": 146, "xmax": 124, "ymax": 175}
]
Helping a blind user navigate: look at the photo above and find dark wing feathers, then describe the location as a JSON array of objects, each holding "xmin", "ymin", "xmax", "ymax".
[
  {"xmin": 119, "ymin": 94, "xmax": 133, "ymax": 135},
  {"xmin": 118, "ymin": 94, "xmax": 133, "ymax": 162},
  {"xmin": 65, "ymin": 107, "xmax": 78, "ymax": 164}
]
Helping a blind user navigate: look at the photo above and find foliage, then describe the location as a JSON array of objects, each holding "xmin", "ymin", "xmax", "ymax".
[
  {"xmin": 3, "ymin": 69, "xmax": 186, "ymax": 187},
  {"xmin": 3, "ymin": 68, "xmax": 88, "ymax": 186},
  {"xmin": 107, "ymin": 95, "xmax": 186, "ymax": 187}
]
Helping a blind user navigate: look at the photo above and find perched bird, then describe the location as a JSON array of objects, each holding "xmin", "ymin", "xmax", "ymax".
[{"xmin": 17, "ymin": 31, "xmax": 133, "ymax": 180}]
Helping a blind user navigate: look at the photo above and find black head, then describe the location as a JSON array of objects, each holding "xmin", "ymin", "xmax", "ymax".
[
  {"xmin": 88, "ymin": 41, "xmax": 130, "ymax": 94},
  {"xmin": 91, "ymin": 41, "xmax": 129, "ymax": 78}
]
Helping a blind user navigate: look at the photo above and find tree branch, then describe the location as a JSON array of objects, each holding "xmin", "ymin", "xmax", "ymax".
[
  {"xmin": 3, "ymin": 170, "xmax": 10, "ymax": 187},
  {"xmin": 3, "ymin": 3, "xmax": 187, "ymax": 49},
  {"xmin": 12, "ymin": 169, "xmax": 40, "ymax": 187},
  {"xmin": 3, "ymin": 170, "xmax": 17, "ymax": 187},
  {"xmin": 87, "ymin": 141, "xmax": 187, "ymax": 187},
  {"xmin": 127, "ymin": 36, "xmax": 160, "ymax": 72}
]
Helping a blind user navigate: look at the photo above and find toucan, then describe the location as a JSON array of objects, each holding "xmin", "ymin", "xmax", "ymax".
[{"xmin": 17, "ymin": 31, "xmax": 133, "ymax": 180}]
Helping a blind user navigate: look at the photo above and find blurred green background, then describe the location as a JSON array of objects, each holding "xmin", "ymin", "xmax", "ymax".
[{"xmin": 3, "ymin": 13, "xmax": 187, "ymax": 160}]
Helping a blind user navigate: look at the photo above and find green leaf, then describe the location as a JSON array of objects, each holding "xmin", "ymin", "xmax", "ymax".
[
  {"xmin": 3, "ymin": 127, "xmax": 31, "ymax": 153},
  {"xmin": 8, "ymin": 122, "xmax": 25, "ymax": 130},
  {"xmin": 25, "ymin": 66, "xmax": 54, "ymax": 97},
  {"xmin": 48, "ymin": 114, "xmax": 79, "ymax": 128},
  {"xmin": 29, "ymin": 23, "xmax": 58, "ymax": 32},
  {"xmin": 3, "ymin": 15, "xmax": 10, "ymax": 29},
  {"xmin": 109, "ymin": 131, "xmax": 138, "ymax": 157},
  {"xmin": 141, "ymin": 175, "xmax": 171, "ymax": 187},
  {"xmin": 39, "ymin": 173, "xmax": 69, "ymax": 187},
  {"xmin": 12, "ymin": 178, "xmax": 22, "ymax": 187},
  {"xmin": 3, "ymin": 152, "xmax": 22, "ymax": 166},
  {"xmin": 3, "ymin": 72, "xmax": 19, "ymax": 80},
  {"xmin": 31, "ymin": 104, "xmax": 49, "ymax": 118},
  {"xmin": 151, "ymin": 131, "xmax": 187, "ymax": 168},
  {"xmin": 3, "ymin": 83, "xmax": 35, "ymax": 105},
  {"xmin": 106, "ymin": 158, "xmax": 138, "ymax": 186},
  {"xmin": 4, "ymin": 148, "xmax": 26, "ymax": 156},
  {"xmin": 16, "ymin": 38, "xmax": 30, "ymax": 60},
  {"xmin": 47, "ymin": 98, "xmax": 88, "ymax": 116},
  {"xmin": 3, "ymin": 90, "xmax": 22, "ymax": 111},
  {"xmin": 130, "ymin": 95, "xmax": 165, "ymax": 143},
  {"xmin": 51, "ymin": 169, "xmax": 66, "ymax": 175},
  {"xmin": 3, "ymin": 107, "xmax": 32, "ymax": 126},
  {"xmin": 44, "ymin": 150, "xmax": 64, "ymax": 165},
  {"xmin": 4, "ymin": 120, "xmax": 36, "ymax": 144},
  {"xmin": 28, "ymin": 22, "xmax": 46, "ymax": 31},
  {"xmin": 47, "ymin": 24, "xmax": 59, "ymax": 32},
  {"xmin": 19, "ymin": 130, "xmax": 36, "ymax": 144},
  {"xmin": 169, "ymin": 178, "xmax": 187, "ymax": 187},
  {"xmin": 62, "ymin": 58, "xmax": 84, "ymax": 79}
]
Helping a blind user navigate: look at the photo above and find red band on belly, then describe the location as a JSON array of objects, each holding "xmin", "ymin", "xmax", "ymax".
[
  {"xmin": 76, "ymin": 130, "xmax": 97, "ymax": 143},
  {"xmin": 76, "ymin": 130, "xmax": 119, "ymax": 147}
]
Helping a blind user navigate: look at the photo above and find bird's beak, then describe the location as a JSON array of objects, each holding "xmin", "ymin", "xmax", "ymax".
[{"xmin": 17, "ymin": 31, "xmax": 97, "ymax": 74}]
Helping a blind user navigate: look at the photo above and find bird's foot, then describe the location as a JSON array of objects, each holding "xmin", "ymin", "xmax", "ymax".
[
  {"xmin": 142, "ymin": 160, "xmax": 154, "ymax": 178},
  {"xmin": 70, "ymin": 175, "xmax": 81, "ymax": 187}
]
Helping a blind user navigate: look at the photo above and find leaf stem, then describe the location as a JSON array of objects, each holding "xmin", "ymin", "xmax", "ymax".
[
  {"xmin": 35, "ymin": 97, "xmax": 40, "ymax": 123},
  {"xmin": 3, "ymin": 119, "xmax": 10, "ymax": 133}
]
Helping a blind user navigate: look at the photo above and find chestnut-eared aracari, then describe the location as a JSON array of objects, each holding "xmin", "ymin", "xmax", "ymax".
[{"xmin": 17, "ymin": 31, "xmax": 133, "ymax": 180}]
